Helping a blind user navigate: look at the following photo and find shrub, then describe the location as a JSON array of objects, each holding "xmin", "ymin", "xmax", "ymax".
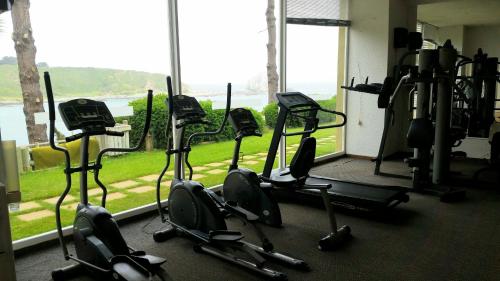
[
  {"xmin": 128, "ymin": 95, "xmax": 265, "ymax": 149},
  {"xmin": 317, "ymin": 97, "xmax": 337, "ymax": 124},
  {"xmin": 129, "ymin": 93, "xmax": 169, "ymax": 149},
  {"xmin": 262, "ymin": 102, "xmax": 305, "ymax": 128}
]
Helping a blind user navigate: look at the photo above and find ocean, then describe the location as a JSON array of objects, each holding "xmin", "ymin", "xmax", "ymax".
[{"xmin": 0, "ymin": 83, "xmax": 335, "ymax": 145}]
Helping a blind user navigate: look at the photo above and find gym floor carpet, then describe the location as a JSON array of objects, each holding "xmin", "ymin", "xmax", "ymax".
[{"xmin": 14, "ymin": 157, "xmax": 500, "ymax": 280}]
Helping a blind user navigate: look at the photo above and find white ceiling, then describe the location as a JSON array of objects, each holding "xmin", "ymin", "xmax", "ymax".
[{"xmin": 418, "ymin": 0, "xmax": 500, "ymax": 27}]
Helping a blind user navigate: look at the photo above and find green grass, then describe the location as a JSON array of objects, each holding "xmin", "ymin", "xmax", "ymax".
[{"xmin": 10, "ymin": 127, "xmax": 338, "ymax": 240}]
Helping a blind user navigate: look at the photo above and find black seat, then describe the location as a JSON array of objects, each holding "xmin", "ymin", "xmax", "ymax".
[
  {"xmin": 267, "ymin": 137, "xmax": 317, "ymax": 188},
  {"xmin": 290, "ymin": 137, "xmax": 316, "ymax": 179}
]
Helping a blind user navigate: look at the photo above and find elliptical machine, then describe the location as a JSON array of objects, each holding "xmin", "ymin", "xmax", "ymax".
[
  {"xmin": 222, "ymin": 108, "xmax": 282, "ymax": 226},
  {"xmin": 45, "ymin": 72, "xmax": 170, "ymax": 281},
  {"xmin": 153, "ymin": 77, "xmax": 307, "ymax": 280}
]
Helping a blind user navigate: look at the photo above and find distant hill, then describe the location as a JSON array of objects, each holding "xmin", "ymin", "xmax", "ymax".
[{"xmin": 0, "ymin": 65, "xmax": 166, "ymax": 102}]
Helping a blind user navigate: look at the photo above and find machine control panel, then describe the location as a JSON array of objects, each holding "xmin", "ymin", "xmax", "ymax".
[
  {"xmin": 58, "ymin": 99, "xmax": 115, "ymax": 131},
  {"xmin": 276, "ymin": 92, "xmax": 320, "ymax": 111},
  {"xmin": 170, "ymin": 95, "xmax": 206, "ymax": 121},
  {"xmin": 229, "ymin": 108, "xmax": 260, "ymax": 137}
]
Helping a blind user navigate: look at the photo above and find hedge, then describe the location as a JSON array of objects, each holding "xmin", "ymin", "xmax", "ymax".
[
  {"xmin": 263, "ymin": 96, "xmax": 337, "ymax": 128},
  {"xmin": 128, "ymin": 94, "xmax": 264, "ymax": 149}
]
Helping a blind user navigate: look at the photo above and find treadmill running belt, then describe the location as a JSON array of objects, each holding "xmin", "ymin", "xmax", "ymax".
[{"xmin": 302, "ymin": 176, "xmax": 409, "ymax": 210}]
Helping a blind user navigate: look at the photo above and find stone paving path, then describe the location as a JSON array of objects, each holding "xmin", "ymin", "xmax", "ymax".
[{"xmin": 11, "ymin": 138, "xmax": 335, "ymax": 223}]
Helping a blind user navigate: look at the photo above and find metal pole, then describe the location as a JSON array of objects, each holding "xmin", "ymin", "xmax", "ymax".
[
  {"xmin": 433, "ymin": 42, "xmax": 457, "ymax": 185},
  {"xmin": 80, "ymin": 136, "xmax": 89, "ymax": 205},
  {"xmin": 413, "ymin": 49, "xmax": 434, "ymax": 189},
  {"xmin": 278, "ymin": 0, "xmax": 287, "ymax": 171},
  {"xmin": 168, "ymin": 0, "xmax": 184, "ymax": 179}
]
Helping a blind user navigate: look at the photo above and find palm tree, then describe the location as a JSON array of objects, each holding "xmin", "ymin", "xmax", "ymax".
[
  {"xmin": 10, "ymin": 0, "xmax": 48, "ymax": 144},
  {"xmin": 266, "ymin": 0, "xmax": 279, "ymax": 103}
]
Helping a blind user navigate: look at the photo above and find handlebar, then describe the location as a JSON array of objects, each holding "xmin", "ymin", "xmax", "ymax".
[
  {"xmin": 43, "ymin": 71, "xmax": 72, "ymax": 258},
  {"xmin": 94, "ymin": 90, "xmax": 153, "ymax": 207},
  {"xmin": 44, "ymin": 72, "xmax": 69, "ymax": 154},
  {"xmin": 185, "ymin": 82, "xmax": 232, "ymax": 147},
  {"xmin": 281, "ymin": 106, "xmax": 347, "ymax": 137},
  {"xmin": 96, "ymin": 90, "xmax": 153, "ymax": 157},
  {"xmin": 317, "ymin": 108, "xmax": 347, "ymax": 129},
  {"xmin": 65, "ymin": 130, "xmax": 125, "ymax": 143}
]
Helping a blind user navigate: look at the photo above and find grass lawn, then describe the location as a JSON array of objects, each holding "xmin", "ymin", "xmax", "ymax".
[{"xmin": 10, "ymin": 127, "xmax": 338, "ymax": 240}]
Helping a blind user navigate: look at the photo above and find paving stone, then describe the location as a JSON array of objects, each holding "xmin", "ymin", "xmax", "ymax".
[
  {"xmin": 206, "ymin": 162, "xmax": 225, "ymax": 167},
  {"xmin": 242, "ymin": 155, "xmax": 257, "ymax": 160},
  {"xmin": 61, "ymin": 202, "xmax": 80, "ymax": 211},
  {"xmin": 223, "ymin": 159, "xmax": 234, "ymax": 164},
  {"xmin": 110, "ymin": 180, "xmax": 138, "ymax": 189},
  {"xmin": 242, "ymin": 160, "xmax": 259, "ymax": 165},
  {"xmin": 17, "ymin": 210, "xmax": 54, "ymax": 222},
  {"xmin": 291, "ymin": 144, "xmax": 299, "ymax": 148},
  {"xmin": 256, "ymin": 152, "xmax": 268, "ymax": 156},
  {"xmin": 192, "ymin": 166, "xmax": 208, "ymax": 172},
  {"xmin": 191, "ymin": 174, "xmax": 206, "ymax": 180},
  {"xmin": 206, "ymin": 169, "xmax": 226, "ymax": 175},
  {"xmin": 161, "ymin": 180, "xmax": 172, "ymax": 187},
  {"xmin": 19, "ymin": 201, "xmax": 41, "ymax": 212},
  {"xmin": 165, "ymin": 170, "xmax": 175, "ymax": 176},
  {"xmin": 128, "ymin": 186, "xmax": 155, "ymax": 194},
  {"xmin": 44, "ymin": 195, "xmax": 76, "ymax": 205},
  {"xmin": 107, "ymin": 192, "xmax": 126, "ymax": 201},
  {"xmin": 88, "ymin": 189, "xmax": 102, "ymax": 196},
  {"xmin": 138, "ymin": 174, "xmax": 160, "ymax": 182}
]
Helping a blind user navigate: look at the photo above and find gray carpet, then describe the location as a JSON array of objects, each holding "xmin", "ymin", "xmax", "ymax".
[{"xmin": 14, "ymin": 158, "xmax": 500, "ymax": 281}]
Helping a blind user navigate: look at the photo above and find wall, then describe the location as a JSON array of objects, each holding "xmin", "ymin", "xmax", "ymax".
[
  {"xmin": 437, "ymin": 25, "xmax": 464, "ymax": 53},
  {"xmin": 345, "ymin": 0, "xmax": 417, "ymax": 157},
  {"xmin": 386, "ymin": 0, "xmax": 416, "ymax": 154},
  {"xmin": 463, "ymin": 24, "xmax": 500, "ymax": 58},
  {"xmin": 345, "ymin": 0, "xmax": 390, "ymax": 157}
]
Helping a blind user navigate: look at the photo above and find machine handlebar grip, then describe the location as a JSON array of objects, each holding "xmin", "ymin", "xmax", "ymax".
[
  {"xmin": 65, "ymin": 133, "xmax": 84, "ymax": 143},
  {"xmin": 44, "ymin": 72, "xmax": 56, "ymax": 121},
  {"xmin": 106, "ymin": 131, "xmax": 125, "ymax": 137}
]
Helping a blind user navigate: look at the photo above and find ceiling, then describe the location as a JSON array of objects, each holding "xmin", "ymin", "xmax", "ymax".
[{"xmin": 418, "ymin": 0, "xmax": 500, "ymax": 27}]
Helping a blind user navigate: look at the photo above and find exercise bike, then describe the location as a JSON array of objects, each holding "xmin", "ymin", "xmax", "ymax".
[
  {"xmin": 223, "ymin": 98, "xmax": 351, "ymax": 251},
  {"xmin": 153, "ymin": 76, "xmax": 307, "ymax": 280},
  {"xmin": 45, "ymin": 72, "xmax": 170, "ymax": 281}
]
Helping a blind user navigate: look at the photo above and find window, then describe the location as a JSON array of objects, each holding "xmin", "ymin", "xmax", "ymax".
[
  {"xmin": 2, "ymin": 0, "xmax": 170, "ymax": 241},
  {"xmin": 284, "ymin": 24, "xmax": 346, "ymax": 165},
  {"xmin": 175, "ymin": 0, "xmax": 276, "ymax": 187}
]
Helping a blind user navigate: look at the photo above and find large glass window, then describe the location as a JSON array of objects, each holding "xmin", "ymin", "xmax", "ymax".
[
  {"xmin": 2, "ymin": 0, "xmax": 170, "ymax": 241},
  {"xmin": 176, "ymin": 0, "xmax": 275, "ymax": 188},
  {"xmin": 285, "ymin": 24, "xmax": 346, "ymax": 165}
]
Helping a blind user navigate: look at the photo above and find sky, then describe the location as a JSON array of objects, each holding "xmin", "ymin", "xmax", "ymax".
[{"xmin": 0, "ymin": 0, "xmax": 339, "ymax": 85}]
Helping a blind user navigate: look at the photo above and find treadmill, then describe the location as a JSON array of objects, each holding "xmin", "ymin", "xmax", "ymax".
[{"xmin": 262, "ymin": 92, "xmax": 409, "ymax": 211}]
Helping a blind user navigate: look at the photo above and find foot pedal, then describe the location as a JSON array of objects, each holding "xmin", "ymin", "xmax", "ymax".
[
  {"xmin": 208, "ymin": 230, "xmax": 244, "ymax": 242},
  {"xmin": 113, "ymin": 262, "xmax": 149, "ymax": 281},
  {"xmin": 131, "ymin": 253, "xmax": 167, "ymax": 266}
]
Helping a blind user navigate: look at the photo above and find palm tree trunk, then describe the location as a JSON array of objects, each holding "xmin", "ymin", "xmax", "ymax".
[
  {"xmin": 11, "ymin": 0, "xmax": 47, "ymax": 144},
  {"xmin": 266, "ymin": 0, "xmax": 279, "ymax": 104}
]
